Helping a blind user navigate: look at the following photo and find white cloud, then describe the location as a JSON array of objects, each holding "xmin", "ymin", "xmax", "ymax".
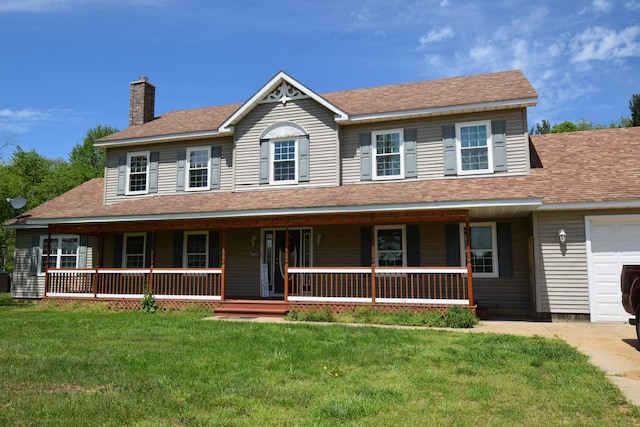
[
  {"xmin": 419, "ymin": 26, "xmax": 454, "ymax": 46},
  {"xmin": 0, "ymin": 108, "xmax": 77, "ymax": 134},
  {"xmin": 626, "ymin": 1, "xmax": 640, "ymax": 10},
  {"xmin": 570, "ymin": 25, "xmax": 640, "ymax": 62},
  {"xmin": 0, "ymin": 0, "xmax": 164, "ymax": 12},
  {"xmin": 593, "ymin": 0, "xmax": 613, "ymax": 12}
]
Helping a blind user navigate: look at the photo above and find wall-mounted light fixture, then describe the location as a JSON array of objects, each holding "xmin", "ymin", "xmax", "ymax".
[
  {"xmin": 558, "ymin": 229, "xmax": 567, "ymax": 244},
  {"xmin": 316, "ymin": 233, "xmax": 323, "ymax": 246},
  {"xmin": 250, "ymin": 235, "xmax": 258, "ymax": 248}
]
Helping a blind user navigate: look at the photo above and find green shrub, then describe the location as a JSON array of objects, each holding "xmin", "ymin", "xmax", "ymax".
[
  {"xmin": 141, "ymin": 287, "xmax": 158, "ymax": 314},
  {"xmin": 444, "ymin": 306, "xmax": 478, "ymax": 328}
]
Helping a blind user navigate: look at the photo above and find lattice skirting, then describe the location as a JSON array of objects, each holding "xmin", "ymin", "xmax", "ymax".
[
  {"xmin": 44, "ymin": 297, "xmax": 222, "ymax": 311},
  {"xmin": 289, "ymin": 301, "xmax": 477, "ymax": 315}
]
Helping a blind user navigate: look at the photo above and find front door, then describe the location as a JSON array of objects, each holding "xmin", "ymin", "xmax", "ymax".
[{"xmin": 263, "ymin": 229, "xmax": 311, "ymax": 295}]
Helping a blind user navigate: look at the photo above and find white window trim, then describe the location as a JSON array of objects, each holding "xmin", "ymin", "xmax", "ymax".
[
  {"xmin": 185, "ymin": 146, "xmax": 211, "ymax": 191},
  {"xmin": 455, "ymin": 120, "xmax": 493, "ymax": 175},
  {"xmin": 123, "ymin": 232, "xmax": 146, "ymax": 268},
  {"xmin": 459, "ymin": 222, "xmax": 498, "ymax": 278},
  {"xmin": 372, "ymin": 129, "xmax": 404, "ymax": 180},
  {"xmin": 125, "ymin": 151, "xmax": 151, "ymax": 195},
  {"xmin": 270, "ymin": 137, "xmax": 299, "ymax": 185},
  {"xmin": 183, "ymin": 231, "xmax": 209, "ymax": 268},
  {"xmin": 38, "ymin": 235, "xmax": 80, "ymax": 276},
  {"xmin": 374, "ymin": 224, "xmax": 407, "ymax": 267}
]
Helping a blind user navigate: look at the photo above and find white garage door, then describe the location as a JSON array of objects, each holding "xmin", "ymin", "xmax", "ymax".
[{"xmin": 587, "ymin": 216, "xmax": 640, "ymax": 322}]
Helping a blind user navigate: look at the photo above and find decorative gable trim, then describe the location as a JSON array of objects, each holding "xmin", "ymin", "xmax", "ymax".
[
  {"xmin": 261, "ymin": 122, "xmax": 307, "ymax": 139},
  {"xmin": 218, "ymin": 71, "xmax": 348, "ymax": 132},
  {"xmin": 261, "ymin": 81, "xmax": 308, "ymax": 105}
]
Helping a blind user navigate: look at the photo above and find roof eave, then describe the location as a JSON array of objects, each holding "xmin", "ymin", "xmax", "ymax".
[
  {"xmin": 94, "ymin": 128, "xmax": 233, "ymax": 148},
  {"xmin": 337, "ymin": 97, "xmax": 538, "ymax": 124}
]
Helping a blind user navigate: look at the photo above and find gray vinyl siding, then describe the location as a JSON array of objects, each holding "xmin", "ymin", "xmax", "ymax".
[
  {"xmin": 104, "ymin": 138, "xmax": 233, "ymax": 204},
  {"xmin": 534, "ymin": 208, "xmax": 640, "ymax": 316},
  {"xmin": 535, "ymin": 211, "xmax": 589, "ymax": 314},
  {"xmin": 12, "ymin": 229, "xmax": 96, "ymax": 299},
  {"xmin": 341, "ymin": 109, "xmax": 529, "ymax": 185},
  {"xmin": 233, "ymin": 98, "xmax": 339, "ymax": 190},
  {"xmin": 312, "ymin": 225, "xmax": 361, "ymax": 266}
]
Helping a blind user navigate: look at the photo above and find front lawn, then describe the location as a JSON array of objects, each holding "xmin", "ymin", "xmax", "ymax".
[{"xmin": 1, "ymin": 304, "xmax": 638, "ymax": 426}]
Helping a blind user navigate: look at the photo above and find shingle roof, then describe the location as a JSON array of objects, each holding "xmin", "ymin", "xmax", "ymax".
[
  {"xmin": 98, "ymin": 70, "xmax": 537, "ymax": 143},
  {"xmin": 9, "ymin": 127, "xmax": 640, "ymax": 227}
]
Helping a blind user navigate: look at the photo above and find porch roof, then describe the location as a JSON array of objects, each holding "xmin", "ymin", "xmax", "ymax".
[{"xmin": 6, "ymin": 127, "xmax": 640, "ymax": 230}]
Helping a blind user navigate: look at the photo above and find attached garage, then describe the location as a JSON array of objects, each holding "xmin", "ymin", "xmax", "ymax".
[{"xmin": 586, "ymin": 215, "xmax": 640, "ymax": 322}]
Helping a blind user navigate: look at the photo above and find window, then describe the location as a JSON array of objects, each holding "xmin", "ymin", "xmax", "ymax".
[
  {"xmin": 126, "ymin": 151, "xmax": 150, "ymax": 194},
  {"xmin": 271, "ymin": 139, "xmax": 297, "ymax": 183},
  {"xmin": 39, "ymin": 235, "xmax": 79, "ymax": 274},
  {"xmin": 372, "ymin": 129, "xmax": 404, "ymax": 179},
  {"xmin": 186, "ymin": 147, "xmax": 211, "ymax": 191},
  {"xmin": 124, "ymin": 233, "xmax": 146, "ymax": 268},
  {"xmin": 184, "ymin": 232, "xmax": 208, "ymax": 268},
  {"xmin": 459, "ymin": 223, "xmax": 498, "ymax": 277},
  {"xmin": 375, "ymin": 225, "xmax": 406, "ymax": 266},
  {"xmin": 456, "ymin": 121, "xmax": 493, "ymax": 174}
]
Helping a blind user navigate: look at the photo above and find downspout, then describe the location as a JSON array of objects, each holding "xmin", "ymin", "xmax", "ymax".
[
  {"xmin": 284, "ymin": 224, "xmax": 289, "ymax": 302},
  {"xmin": 149, "ymin": 231, "xmax": 156, "ymax": 293},
  {"xmin": 370, "ymin": 214, "xmax": 376, "ymax": 304},
  {"xmin": 465, "ymin": 212, "xmax": 474, "ymax": 306},
  {"xmin": 221, "ymin": 227, "xmax": 227, "ymax": 301},
  {"xmin": 44, "ymin": 226, "xmax": 52, "ymax": 296}
]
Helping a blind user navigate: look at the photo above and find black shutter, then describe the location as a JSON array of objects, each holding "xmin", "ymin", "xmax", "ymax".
[
  {"xmin": 113, "ymin": 234, "xmax": 123, "ymax": 268},
  {"xmin": 445, "ymin": 224, "xmax": 461, "ymax": 266},
  {"xmin": 406, "ymin": 225, "xmax": 420, "ymax": 266},
  {"xmin": 144, "ymin": 233, "xmax": 152, "ymax": 268},
  {"xmin": 173, "ymin": 231, "xmax": 184, "ymax": 268},
  {"xmin": 209, "ymin": 231, "xmax": 220, "ymax": 268},
  {"xmin": 361, "ymin": 227, "xmax": 372, "ymax": 266},
  {"xmin": 497, "ymin": 223, "xmax": 513, "ymax": 277}
]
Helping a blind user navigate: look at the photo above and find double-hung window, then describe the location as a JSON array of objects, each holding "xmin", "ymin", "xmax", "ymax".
[
  {"xmin": 123, "ymin": 233, "xmax": 146, "ymax": 268},
  {"xmin": 372, "ymin": 129, "xmax": 404, "ymax": 180},
  {"xmin": 39, "ymin": 235, "xmax": 79, "ymax": 274},
  {"xmin": 184, "ymin": 232, "xmax": 208, "ymax": 268},
  {"xmin": 126, "ymin": 151, "xmax": 150, "ymax": 194},
  {"xmin": 456, "ymin": 121, "xmax": 493, "ymax": 174},
  {"xmin": 459, "ymin": 222, "xmax": 498, "ymax": 277},
  {"xmin": 375, "ymin": 225, "xmax": 406, "ymax": 267},
  {"xmin": 271, "ymin": 139, "xmax": 297, "ymax": 184},
  {"xmin": 186, "ymin": 147, "xmax": 211, "ymax": 191}
]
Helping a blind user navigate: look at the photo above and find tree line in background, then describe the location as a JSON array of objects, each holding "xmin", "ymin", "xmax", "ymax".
[
  {"xmin": 530, "ymin": 93, "xmax": 640, "ymax": 134},
  {"xmin": 0, "ymin": 125, "xmax": 118, "ymax": 272}
]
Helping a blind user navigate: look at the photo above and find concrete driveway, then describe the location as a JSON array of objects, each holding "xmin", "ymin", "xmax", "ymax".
[{"xmin": 472, "ymin": 321, "xmax": 640, "ymax": 406}]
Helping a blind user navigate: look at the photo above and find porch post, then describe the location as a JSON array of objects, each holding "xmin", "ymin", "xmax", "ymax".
[
  {"xmin": 284, "ymin": 225, "xmax": 289, "ymax": 302},
  {"xmin": 44, "ymin": 226, "xmax": 52, "ymax": 296},
  {"xmin": 465, "ymin": 212, "xmax": 474, "ymax": 306},
  {"xmin": 370, "ymin": 215, "xmax": 376, "ymax": 304},
  {"xmin": 221, "ymin": 227, "xmax": 226, "ymax": 301}
]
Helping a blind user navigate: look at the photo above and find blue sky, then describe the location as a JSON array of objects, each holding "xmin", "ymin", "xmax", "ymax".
[{"xmin": 0, "ymin": 0, "xmax": 639, "ymax": 160}]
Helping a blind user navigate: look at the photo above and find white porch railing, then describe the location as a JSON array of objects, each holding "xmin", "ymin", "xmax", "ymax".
[
  {"xmin": 288, "ymin": 266, "xmax": 470, "ymax": 305},
  {"xmin": 46, "ymin": 268, "xmax": 223, "ymax": 300}
]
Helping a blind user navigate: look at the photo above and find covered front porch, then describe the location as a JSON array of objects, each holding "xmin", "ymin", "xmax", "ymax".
[{"xmin": 42, "ymin": 209, "xmax": 475, "ymax": 313}]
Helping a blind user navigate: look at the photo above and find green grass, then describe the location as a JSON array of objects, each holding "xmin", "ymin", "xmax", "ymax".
[{"xmin": 1, "ymin": 304, "xmax": 639, "ymax": 426}]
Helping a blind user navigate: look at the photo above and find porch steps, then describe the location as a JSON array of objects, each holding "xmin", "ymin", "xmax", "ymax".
[{"xmin": 214, "ymin": 300, "xmax": 290, "ymax": 318}]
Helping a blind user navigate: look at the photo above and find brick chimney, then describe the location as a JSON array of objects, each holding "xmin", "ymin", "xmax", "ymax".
[{"xmin": 129, "ymin": 76, "xmax": 155, "ymax": 127}]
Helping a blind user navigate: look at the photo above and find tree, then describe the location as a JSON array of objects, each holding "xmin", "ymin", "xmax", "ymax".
[
  {"xmin": 550, "ymin": 120, "xmax": 579, "ymax": 133},
  {"xmin": 530, "ymin": 119, "xmax": 551, "ymax": 135},
  {"xmin": 68, "ymin": 124, "xmax": 118, "ymax": 183},
  {"xmin": 630, "ymin": 94, "xmax": 640, "ymax": 127}
]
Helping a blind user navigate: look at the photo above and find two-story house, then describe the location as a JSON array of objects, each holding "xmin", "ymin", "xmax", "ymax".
[{"xmin": 7, "ymin": 70, "xmax": 640, "ymax": 321}]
